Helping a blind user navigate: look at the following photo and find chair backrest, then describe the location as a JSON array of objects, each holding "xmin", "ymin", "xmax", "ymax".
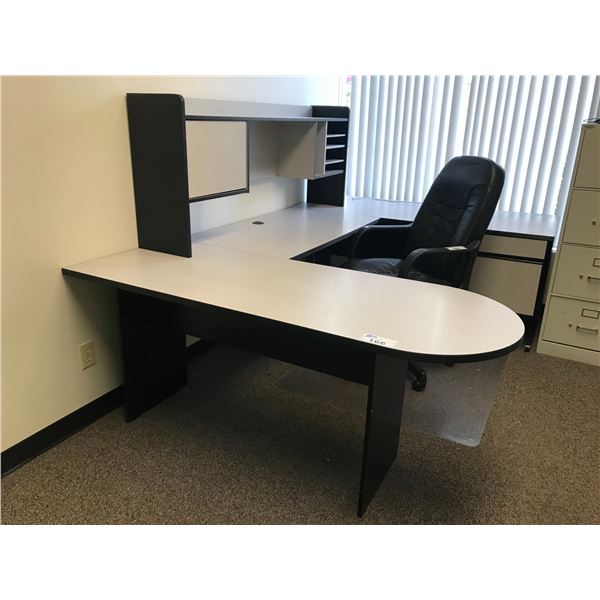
[{"xmin": 406, "ymin": 156, "xmax": 505, "ymax": 286}]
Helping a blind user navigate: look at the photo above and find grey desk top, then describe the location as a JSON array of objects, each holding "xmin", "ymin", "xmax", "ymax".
[
  {"xmin": 64, "ymin": 243, "xmax": 524, "ymax": 361},
  {"xmin": 64, "ymin": 197, "xmax": 533, "ymax": 361},
  {"xmin": 348, "ymin": 197, "xmax": 559, "ymax": 240},
  {"xmin": 192, "ymin": 199, "xmax": 558, "ymax": 260},
  {"xmin": 192, "ymin": 204, "xmax": 373, "ymax": 259}
]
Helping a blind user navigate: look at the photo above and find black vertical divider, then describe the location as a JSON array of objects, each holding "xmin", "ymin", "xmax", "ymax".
[
  {"xmin": 126, "ymin": 93, "xmax": 192, "ymax": 257},
  {"xmin": 118, "ymin": 291, "xmax": 187, "ymax": 422},
  {"xmin": 307, "ymin": 105, "xmax": 350, "ymax": 207}
]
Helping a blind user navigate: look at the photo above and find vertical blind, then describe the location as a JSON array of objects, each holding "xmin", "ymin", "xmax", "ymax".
[{"xmin": 346, "ymin": 75, "xmax": 600, "ymax": 221}]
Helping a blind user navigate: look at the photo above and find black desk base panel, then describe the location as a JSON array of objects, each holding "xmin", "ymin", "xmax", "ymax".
[{"xmin": 118, "ymin": 290, "xmax": 406, "ymax": 517}]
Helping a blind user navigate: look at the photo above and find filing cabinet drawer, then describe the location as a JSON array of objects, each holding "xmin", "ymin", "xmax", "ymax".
[
  {"xmin": 574, "ymin": 128, "xmax": 600, "ymax": 189},
  {"xmin": 543, "ymin": 297, "xmax": 600, "ymax": 352},
  {"xmin": 553, "ymin": 244, "xmax": 600, "ymax": 301},
  {"xmin": 562, "ymin": 190, "xmax": 600, "ymax": 247},
  {"xmin": 479, "ymin": 234, "xmax": 547, "ymax": 259},
  {"xmin": 469, "ymin": 256, "xmax": 541, "ymax": 316}
]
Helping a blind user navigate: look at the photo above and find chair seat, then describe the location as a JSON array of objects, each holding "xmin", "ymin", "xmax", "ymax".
[
  {"xmin": 342, "ymin": 257, "xmax": 402, "ymax": 276},
  {"xmin": 341, "ymin": 257, "xmax": 451, "ymax": 286}
]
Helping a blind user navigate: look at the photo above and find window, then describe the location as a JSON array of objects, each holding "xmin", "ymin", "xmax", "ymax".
[{"xmin": 346, "ymin": 76, "xmax": 600, "ymax": 222}]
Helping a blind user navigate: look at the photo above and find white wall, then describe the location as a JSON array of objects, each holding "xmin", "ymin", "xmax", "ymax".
[{"xmin": 1, "ymin": 76, "xmax": 340, "ymax": 451}]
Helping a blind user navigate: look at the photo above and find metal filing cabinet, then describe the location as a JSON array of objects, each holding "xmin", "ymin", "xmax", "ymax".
[{"xmin": 538, "ymin": 122, "xmax": 600, "ymax": 365}]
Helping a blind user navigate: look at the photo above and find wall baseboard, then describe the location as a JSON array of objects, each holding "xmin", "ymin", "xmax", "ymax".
[
  {"xmin": 1, "ymin": 386, "xmax": 124, "ymax": 477},
  {"xmin": 1, "ymin": 339, "xmax": 215, "ymax": 477}
]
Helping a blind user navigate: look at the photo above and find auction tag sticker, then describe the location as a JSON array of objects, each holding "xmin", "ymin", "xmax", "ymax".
[{"xmin": 361, "ymin": 333, "xmax": 398, "ymax": 348}]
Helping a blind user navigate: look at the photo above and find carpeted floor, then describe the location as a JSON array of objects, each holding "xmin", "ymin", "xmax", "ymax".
[{"xmin": 1, "ymin": 345, "xmax": 598, "ymax": 524}]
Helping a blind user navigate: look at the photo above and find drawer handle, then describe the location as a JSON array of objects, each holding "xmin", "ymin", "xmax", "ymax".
[
  {"xmin": 576, "ymin": 325, "xmax": 598, "ymax": 334},
  {"xmin": 587, "ymin": 275, "xmax": 600, "ymax": 282}
]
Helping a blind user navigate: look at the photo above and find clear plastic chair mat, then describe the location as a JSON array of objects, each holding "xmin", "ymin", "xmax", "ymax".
[
  {"xmin": 402, "ymin": 355, "xmax": 508, "ymax": 446},
  {"xmin": 278, "ymin": 355, "xmax": 508, "ymax": 448}
]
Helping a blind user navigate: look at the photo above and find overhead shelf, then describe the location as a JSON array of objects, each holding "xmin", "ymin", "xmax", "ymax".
[
  {"xmin": 185, "ymin": 115, "xmax": 348, "ymax": 123},
  {"xmin": 183, "ymin": 97, "xmax": 349, "ymax": 124},
  {"xmin": 314, "ymin": 169, "xmax": 344, "ymax": 179}
]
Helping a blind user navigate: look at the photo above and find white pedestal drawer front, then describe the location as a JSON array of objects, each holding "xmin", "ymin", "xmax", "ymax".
[
  {"xmin": 469, "ymin": 256, "xmax": 541, "ymax": 316},
  {"xmin": 543, "ymin": 297, "xmax": 600, "ymax": 352},
  {"xmin": 553, "ymin": 244, "xmax": 600, "ymax": 301},
  {"xmin": 479, "ymin": 234, "xmax": 547, "ymax": 259},
  {"xmin": 562, "ymin": 190, "xmax": 600, "ymax": 247}
]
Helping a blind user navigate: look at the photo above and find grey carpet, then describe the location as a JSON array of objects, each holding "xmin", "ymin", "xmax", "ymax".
[{"xmin": 1, "ymin": 345, "xmax": 598, "ymax": 524}]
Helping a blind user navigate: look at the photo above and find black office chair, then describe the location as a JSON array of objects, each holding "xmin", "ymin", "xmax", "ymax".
[{"xmin": 341, "ymin": 155, "xmax": 505, "ymax": 391}]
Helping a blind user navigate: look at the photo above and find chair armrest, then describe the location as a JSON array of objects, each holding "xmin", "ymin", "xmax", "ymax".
[
  {"xmin": 349, "ymin": 224, "xmax": 412, "ymax": 259},
  {"xmin": 397, "ymin": 239, "xmax": 481, "ymax": 280}
]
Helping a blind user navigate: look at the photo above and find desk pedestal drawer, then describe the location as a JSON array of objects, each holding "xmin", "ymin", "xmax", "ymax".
[
  {"xmin": 479, "ymin": 234, "xmax": 547, "ymax": 259},
  {"xmin": 553, "ymin": 244, "xmax": 600, "ymax": 301},
  {"xmin": 469, "ymin": 256, "xmax": 541, "ymax": 316},
  {"xmin": 543, "ymin": 297, "xmax": 600, "ymax": 352}
]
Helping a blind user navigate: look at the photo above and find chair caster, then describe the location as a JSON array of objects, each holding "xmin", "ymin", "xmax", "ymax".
[
  {"xmin": 408, "ymin": 361, "xmax": 427, "ymax": 392},
  {"xmin": 411, "ymin": 378, "xmax": 427, "ymax": 392}
]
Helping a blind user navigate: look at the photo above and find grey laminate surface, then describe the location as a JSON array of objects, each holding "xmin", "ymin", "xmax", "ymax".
[
  {"xmin": 191, "ymin": 199, "xmax": 558, "ymax": 262},
  {"xmin": 192, "ymin": 203, "xmax": 374, "ymax": 258},
  {"xmin": 64, "ymin": 243, "xmax": 523, "ymax": 362},
  {"xmin": 349, "ymin": 197, "xmax": 559, "ymax": 239}
]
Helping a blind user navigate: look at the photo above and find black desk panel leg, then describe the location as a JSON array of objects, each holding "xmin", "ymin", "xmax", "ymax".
[
  {"xmin": 522, "ymin": 315, "xmax": 536, "ymax": 352},
  {"xmin": 358, "ymin": 354, "xmax": 407, "ymax": 517},
  {"xmin": 118, "ymin": 291, "xmax": 187, "ymax": 422}
]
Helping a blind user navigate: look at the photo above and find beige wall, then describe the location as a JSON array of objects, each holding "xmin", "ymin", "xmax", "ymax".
[{"xmin": 1, "ymin": 76, "xmax": 340, "ymax": 451}]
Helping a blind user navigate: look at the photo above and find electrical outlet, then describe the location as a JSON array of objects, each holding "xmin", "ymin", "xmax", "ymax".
[{"xmin": 79, "ymin": 340, "xmax": 96, "ymax": 369}]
